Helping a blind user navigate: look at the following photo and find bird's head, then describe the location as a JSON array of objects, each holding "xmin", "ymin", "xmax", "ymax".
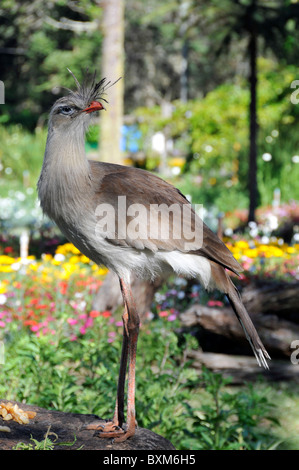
[{"xmin": 48, "ymin": 69, "xmax": 119, "ymax": 132}]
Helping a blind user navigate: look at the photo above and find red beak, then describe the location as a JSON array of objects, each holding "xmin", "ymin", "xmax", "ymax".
[{"xmin": 83, "ymin": 101, "xmax": 105, "ymax": 113}]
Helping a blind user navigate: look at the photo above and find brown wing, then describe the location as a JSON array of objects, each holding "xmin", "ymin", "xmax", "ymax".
[{"xmin": 89, "ymin": 161, "xmax": 242, "ymax": 275}]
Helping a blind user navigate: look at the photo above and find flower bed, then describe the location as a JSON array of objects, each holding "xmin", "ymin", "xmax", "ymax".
[
  {"xmin": 0, "ymin": 236, "xmax": 297, "ymax": 340},
  {"xmin": 226, "ymin": 238, "xmax": 299, "ymax": 282}
]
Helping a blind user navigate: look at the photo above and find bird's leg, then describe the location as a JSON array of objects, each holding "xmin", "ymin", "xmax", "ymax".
[
  {"xmin": 88, "ymin": 278, "xmax": 140, "ymax": 441},
  {"xmin": 107, "ymin": 305, "xmax": 129, "ymax": 430},
  {"xmin": 84, "ymin": 305, "xmax": 129, "ymax": 436},
  {"xmin": 113, "ymin": 278, "xmax": 140, "ymax": 442}
]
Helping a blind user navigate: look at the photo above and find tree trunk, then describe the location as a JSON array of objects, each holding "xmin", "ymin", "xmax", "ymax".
[
  {"xmin": 248, "ymin": 19, "xmax": 258, "ymax": 222},
  {"xmin": 180, "ymin": 40, "xmax": 189, "ymax": 102},
  {"xmin": 98, "ymin": 0, "xmax": 124, "ymax": 164}
]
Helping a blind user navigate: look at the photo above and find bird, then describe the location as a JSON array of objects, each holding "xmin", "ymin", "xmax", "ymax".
[{"xmin": 38, "ymin": 70, "xmax": 270, "ymax": 442}]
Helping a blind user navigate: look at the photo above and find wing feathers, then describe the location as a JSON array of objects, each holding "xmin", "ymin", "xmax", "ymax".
[{"xmin": 90, "ymin": 162, "xmax": 242, "ymax": 275}]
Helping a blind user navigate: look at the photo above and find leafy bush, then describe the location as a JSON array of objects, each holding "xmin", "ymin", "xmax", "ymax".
[
  {"xmin": 134, "ymin": 58, "xmax": 299, "ymax": 210},
  {"xmin": 182, "ymin": 368, "xmax": 279, "ymax": 450}
]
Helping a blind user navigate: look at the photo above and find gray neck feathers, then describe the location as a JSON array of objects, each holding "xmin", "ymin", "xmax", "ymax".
[{"xmin": 38, "ymin": 121, "xmax": 91, "ymax": 222}]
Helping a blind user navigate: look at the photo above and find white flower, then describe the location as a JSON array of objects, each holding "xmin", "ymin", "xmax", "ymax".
[
  {"xmin": 262, "ymin": 153, "xmax": 272, "ymax": 162},
  {"xmin": 54, "ymin": 253, "xmax": 65, "ymax": 262}
]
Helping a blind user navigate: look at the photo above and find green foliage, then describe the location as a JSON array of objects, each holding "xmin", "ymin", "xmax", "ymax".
[
  {"xmin": 13, "ymin": 427, "xmax": 82, "ymax": 450},
  {"xmin": 181, "ymin": 368, "xmax": 279, "ymax": 450},
  {"xmin": 0, "ymin": 314, "xmax": 279, "ymax": 450},
  {"xmin": 135, "ymin": 58, "xmax": 299, "ymax": 209},
  {"xmin": 0, "ymin": 124, "xmax": 46, "ymax": 189}
]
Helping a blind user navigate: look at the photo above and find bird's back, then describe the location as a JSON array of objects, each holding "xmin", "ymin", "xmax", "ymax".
[{"xmin": 88, "ymin": 160, "xmax": 242, "ymax": 276}]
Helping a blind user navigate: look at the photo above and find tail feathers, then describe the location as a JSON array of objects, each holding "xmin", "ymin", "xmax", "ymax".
[
  {"xmin": 227, "ymin": 286, "xmax": 270, "ymax": 369},
  {"xmin": 210, "ymin": 261, "xmax": 270, "ymax": 369}
]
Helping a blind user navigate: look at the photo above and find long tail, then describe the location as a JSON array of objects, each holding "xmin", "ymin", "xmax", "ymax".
[{"xmin": 210, "ymin": 262, "xmax": 270, "ymax": 369}]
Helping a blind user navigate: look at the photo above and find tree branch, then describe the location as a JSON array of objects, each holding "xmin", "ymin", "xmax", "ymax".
[{"xmin": 44, "ymin": 15, "xmax": 99, "ymax": 33}]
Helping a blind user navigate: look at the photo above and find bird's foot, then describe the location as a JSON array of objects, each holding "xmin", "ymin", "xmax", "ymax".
[{"xmin": 83, "ymin": 419, "xmax": 135, "ymax": 442}]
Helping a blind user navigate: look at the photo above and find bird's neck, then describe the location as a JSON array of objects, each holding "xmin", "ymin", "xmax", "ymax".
[{"xmin": 38, "ymin": 124, "xmax": 92, "ymax": 221}]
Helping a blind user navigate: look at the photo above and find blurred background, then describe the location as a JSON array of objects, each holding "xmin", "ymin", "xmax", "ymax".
[
  {"xmin": 1, "ymin": 0, "xmax": 299, "ymax": 451},
  {"xmin": 1, "ymin": 0, "xmax": 299, "ymax": 249}
]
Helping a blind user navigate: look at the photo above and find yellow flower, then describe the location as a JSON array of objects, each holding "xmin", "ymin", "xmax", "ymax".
[
  {"xmin": 0, "ymin": 281, "xmax": 7, "ymax": 294},
  {"xmin": 96, "ymin": 267, "xmax": 109, "ymax": 276},
  {"xmin": 42, "ymin": 254, "xmax": 53, "ymax": 262},
  {"xmin": 56, "ymin": 243, "xmax": 80, "ymax": 256},
  {"xmin": 80, "ymin": 255, "xmax": 91, "ymax": 264},
  {"xmin": 169, "ymin": 157, "xmax": 185, "ymax": 168},
  {"xmin": 0, "ymin": 265, "xmax": 14, "ymax": 273},
  {"xmin": 0, "ymin": 255, "xmax": 16, "ymax": 264},
  {"xmin": 29, "ymin": 263, "xmax": 38, "ymax": 271},
  {"xmin": 234, "ymin": 240, "xmax": 249, "ymax": 249},
  {"xmin": 243, "ymin": 248, "xmax": 259, "ymax": 258},
  {"xmin": 69, "ymin": 255, "xmax": 81, "ymax": 264}
]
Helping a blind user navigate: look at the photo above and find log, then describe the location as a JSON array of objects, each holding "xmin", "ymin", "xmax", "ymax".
[
  {"xmin": 180, "ymin": 304, "xmax": 299, "ymax": 358},
  {"xmin": 188, "ymin": 351, "xmax": 299, "ymax": 384},
  {"xmin": 0, "ymin": 400, "xmax": 175, "ymax": 450},
  {"xmin": 241, "ymin": 280, "xmax": 299, "ymax": 323}
]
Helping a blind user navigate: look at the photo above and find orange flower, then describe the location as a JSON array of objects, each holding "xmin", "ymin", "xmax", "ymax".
[
  {"xmin": 23, "ymin": 320, "xmax": 38, "ymax": 326},
  {"xmin": 90, "ymin": 310, "xmax": 101, "ymax": 318},
  {"xmin": 102, "ymin": 310, "xmax": 112, "ymax": 318},
  {"xmin": 59, "ymin": 281, "xmax": 68, "ymax": 295}
]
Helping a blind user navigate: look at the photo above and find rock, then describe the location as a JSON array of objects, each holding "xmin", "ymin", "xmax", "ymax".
[{"xmin": 0, "ymin": 400, "xmax": 175, "ymax": 450}]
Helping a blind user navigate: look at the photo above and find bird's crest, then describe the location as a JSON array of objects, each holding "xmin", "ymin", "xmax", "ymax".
[{"xmin": 65, "ymin": 68, "xmax": 121, "ymax": 108}]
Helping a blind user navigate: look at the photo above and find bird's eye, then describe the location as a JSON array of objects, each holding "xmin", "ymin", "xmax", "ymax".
[{"xmin": 59, "ymin": 106, "xmax": 74, "ymax": 115}]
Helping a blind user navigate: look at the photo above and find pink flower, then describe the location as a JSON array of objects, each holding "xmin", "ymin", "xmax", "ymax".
[
  {"xmin": 85, "ymin": 317, "xmax": 93, "ymax": 328},
  {"xmin": 79, "ymin": 326, "xmax": 86, "ymax": 335},
  {"xmin": 167, "ymin": 314, "xmax": 177, "ymax": 322},
  {"xmin": 0, "ymin": 321, "xmax": 5, "ymax": 328},
  {"xmin": 67, "ymin": 318, "xmax": 78, "ymax": 325},
  {"xmin": 30, "ymin": 325, "xmax": 40, "ymax": 332},
  {"xmin": 159, "ymin": 311, "xmax": 169, "ymax": 317},
  {"xmin": 207, "ymin": 300, "xmax": 224, "ymax": 307}
]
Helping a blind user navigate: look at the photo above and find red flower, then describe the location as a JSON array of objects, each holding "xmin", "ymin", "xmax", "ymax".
[
  {"xmin": 59, "ymin": 281, "xmax": 68, "ymax": 295},
  {"xmin": 102, "ymin": 310, "xmax": 112, "ymax": 318},
  {"xmin": 4, "ymin": 246, "xmax": 13, "ymax": 253},
  {"xmin": 24, "ymin": 320, "xmax": 38, "ymax": 326},
  {"xmin": 159, "ymin": 311, "xmax": 169, "ymax": 317},
  {"xmin": 90, "ymin": 310, "xmax": 101, "ymax": 318}
]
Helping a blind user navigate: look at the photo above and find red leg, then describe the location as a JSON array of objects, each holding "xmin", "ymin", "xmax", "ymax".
[
  {"xmin": 85, "ymin": 303, "xmax": 129, "ymax": 437},
  {"xmin": 113, "ymin": 278, "xmax": 140, "ymax": 442},
  {"xmin": 85, "ymin": 277, "xmax": 140, "ymax": 442}
]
